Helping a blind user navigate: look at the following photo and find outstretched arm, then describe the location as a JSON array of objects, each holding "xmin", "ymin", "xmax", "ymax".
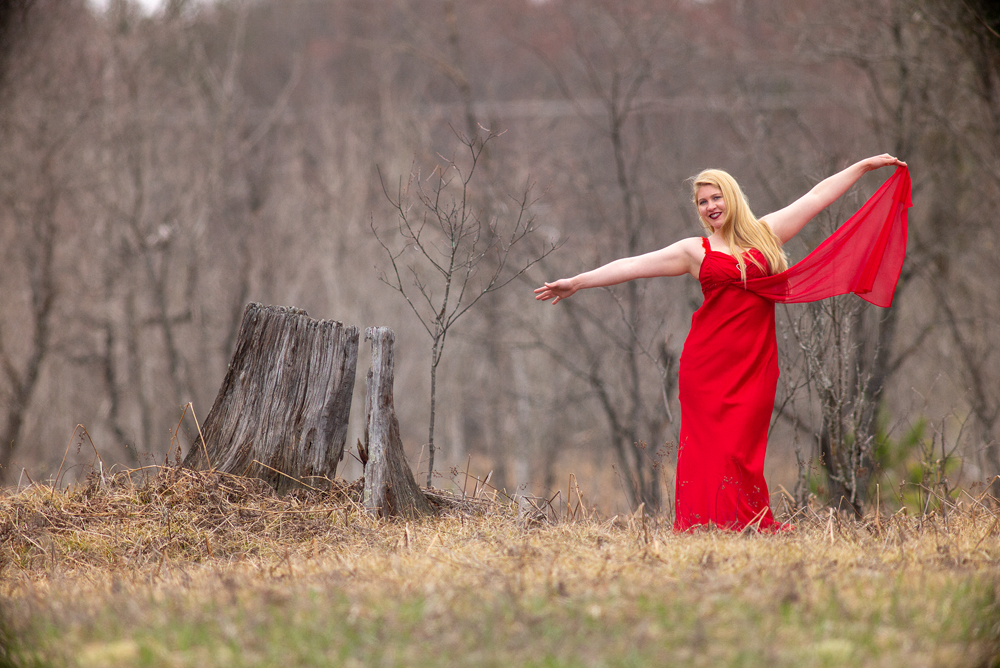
[
  {"xmin": 763, "ymin": 154, "xmax": 906, "ymax": 244},
  {"xmin": 534, "ymin": 237, "xmax": 703, "ymax": 304}
]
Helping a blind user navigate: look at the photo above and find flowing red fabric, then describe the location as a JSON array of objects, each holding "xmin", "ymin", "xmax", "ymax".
[
  {"xmin": 673, "ymin": 167, "xmax": 911, "ymax": 532},
  {"xmin": 746, "ymin": 166, "xmax": 912, "ymax": 306}
]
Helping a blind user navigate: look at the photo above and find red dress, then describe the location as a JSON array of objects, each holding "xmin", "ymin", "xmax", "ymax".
[{"xmin": 673, "ymin": 167, "xmax": 912, "ymax": 532}]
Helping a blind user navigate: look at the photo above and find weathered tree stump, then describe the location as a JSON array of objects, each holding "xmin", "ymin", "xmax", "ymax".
[
  {"xmin": 363, "ymin": 327, "xmax": 433, "ymax": 518},
  {"xmin": 183, "ymin": 303, "xmax": 359, "ymax": 493}
]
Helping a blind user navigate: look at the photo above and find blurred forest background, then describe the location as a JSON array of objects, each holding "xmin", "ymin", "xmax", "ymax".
[{"xmin": 1, "ymin": 0, "xmax": 999, "ymax": 516}]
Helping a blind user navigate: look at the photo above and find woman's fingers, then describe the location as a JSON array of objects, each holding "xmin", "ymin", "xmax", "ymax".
[
  {"xmin": 535, "ymin": 281, "xmax": 571, "ymax": 303},
  {"xmin": 534, "ymin": 283, "xmax": 556, "ymax": 301},
  {"xmin": 868, "ymin": 154, "xmax": 906, "ymax": 171}
]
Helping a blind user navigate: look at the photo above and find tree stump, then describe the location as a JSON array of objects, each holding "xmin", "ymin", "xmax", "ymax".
[
  {"xmin": 363, "ymin": 327, "xmax": 433, "ymax": 518},
  {"xmin": 183, "ymin": 303, "xmax": 360, "ymax": 493}
]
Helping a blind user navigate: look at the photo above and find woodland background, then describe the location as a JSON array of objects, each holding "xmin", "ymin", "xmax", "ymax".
[{"xmin": 1, "ymin": 0, "xmax": 998, "ymax": 516}]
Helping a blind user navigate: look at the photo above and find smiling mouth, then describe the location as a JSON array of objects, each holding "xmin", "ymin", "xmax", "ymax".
[{"xmin": 709, "ymin": 212, "xmax": 722, "ymax": 220}]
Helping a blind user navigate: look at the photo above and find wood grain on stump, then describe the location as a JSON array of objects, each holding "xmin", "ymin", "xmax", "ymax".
[
  {"xmin": 183, "ymin": 303, "xmax": 359, "ymax": 493},
  {"xmin": 363, "ymin": 327, "xmax": 433, "ymax": 518}
]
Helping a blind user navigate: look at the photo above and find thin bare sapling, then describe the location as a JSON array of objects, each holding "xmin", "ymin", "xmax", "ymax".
[{"xmin": 372, "ymin": 127, "xmax": 556, "ymax": 488}]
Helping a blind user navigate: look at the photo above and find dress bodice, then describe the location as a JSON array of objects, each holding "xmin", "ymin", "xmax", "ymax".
[{"xmin": 698, "ymin": 237, "xmax": 771, "ymax": 294}]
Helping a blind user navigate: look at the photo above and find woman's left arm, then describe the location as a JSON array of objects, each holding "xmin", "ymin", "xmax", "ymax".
[{"xmin": 762, "ymin": 154, "xmax": 906, "ymax": 243}]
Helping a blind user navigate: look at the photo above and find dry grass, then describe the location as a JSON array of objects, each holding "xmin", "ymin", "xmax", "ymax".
[{"xmin": 1, "ymin": 467, "xmax": 999, "ymax": 667}]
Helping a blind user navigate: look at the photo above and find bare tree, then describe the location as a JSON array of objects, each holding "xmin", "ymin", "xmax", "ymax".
[
  {"xmin": 373, "ymin": 127, "xmax": 555, "ymax": 487},
  {"xmin": 817, "ymin": 0, "xmax": 1000, "ymax": 505},
  {"xmin": 525, "ymin": 0, "xmax": 686, "ymax": 511},
  {"xmin": 379, "ymin": 0, "xmax": 523, "ymax": 493},
  {"xmin": 0, "ymin": 140, "xmax": 62, "ymax": 478},
  {"xmin": 751, "ymin": 0, "xmax": 945, "ymax": 511},
  {"xmin": 916, "ymin": 0, "xmax": 1000, "ymax": 490},
  {"xmin": 0, "ymin": 0, "xmax": 94, "ymax": 480},
  {"xmin": 0, "ymin": 0, "xmax": 34, "ymax": 83}
]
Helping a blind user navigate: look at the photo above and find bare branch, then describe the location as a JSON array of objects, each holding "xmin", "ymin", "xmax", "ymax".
[{"xmin": 373, "ymin": 127, "xmax": 554, "ymax": 486}]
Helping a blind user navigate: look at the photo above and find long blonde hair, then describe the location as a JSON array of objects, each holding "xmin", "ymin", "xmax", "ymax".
[{"xmin": 691, "ymin": 169, "xmax": 788, "ymax": 280}]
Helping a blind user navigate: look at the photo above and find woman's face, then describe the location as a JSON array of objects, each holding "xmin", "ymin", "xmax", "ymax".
[{"xmin": 696, "ymin": 185, "xmax": 726, "ymax": 231}]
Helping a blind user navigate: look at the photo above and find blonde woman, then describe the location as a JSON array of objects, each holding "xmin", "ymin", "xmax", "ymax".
[{"xmin": 535, "ymin": 155, "xmax": 910, "ymax": 531}]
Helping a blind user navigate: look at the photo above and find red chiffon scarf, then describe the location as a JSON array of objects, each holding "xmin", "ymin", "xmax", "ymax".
[{"xmin": 746, "ymin": 166, "xmax": 912, "ymax": 307}]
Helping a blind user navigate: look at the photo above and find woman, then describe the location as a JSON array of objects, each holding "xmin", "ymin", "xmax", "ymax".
[{"xmin": 535, "ymin": 155, "xmax": 910, "ymax": 531}]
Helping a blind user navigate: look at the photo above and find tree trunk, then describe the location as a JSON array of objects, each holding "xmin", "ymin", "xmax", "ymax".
[
  {"xmin": 183, "ymin": 303, "xmax": 359, "ymax": 493},
  {"xmin": 363, "ymin": 327, "xmax": 433, "ymax": 518}
]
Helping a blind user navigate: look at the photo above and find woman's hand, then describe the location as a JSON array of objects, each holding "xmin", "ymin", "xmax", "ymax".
[
  {"xmin": 863, "ymin": 154, "xmax": 907, "ymax": 172},
  {"xmin": 534, "ymin": 278, "xmax": 577, "ymax": 304}
]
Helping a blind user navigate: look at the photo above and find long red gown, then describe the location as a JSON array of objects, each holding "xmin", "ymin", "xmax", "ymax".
[{"xmin": 673, "ymin": 167, "xmax": 912, "ymax": 532}]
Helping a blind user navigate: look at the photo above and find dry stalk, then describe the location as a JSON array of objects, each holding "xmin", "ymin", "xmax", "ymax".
[{"xmin": 53, "ymin": 424, "xmax": 102, "ymax": 491}]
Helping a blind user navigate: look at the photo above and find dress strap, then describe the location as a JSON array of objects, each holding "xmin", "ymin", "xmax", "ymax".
[{"xmin": 701, "ymin": 237, "xmax": 712, "ymax": 255}]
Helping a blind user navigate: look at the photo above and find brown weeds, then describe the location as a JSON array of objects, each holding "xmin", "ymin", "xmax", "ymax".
[
  {"xmin": 1, "ymin": 469, "xmax": 999, "ymax": 667},
  {"xmin": 0, "ymin": 466, "xmax": 508, "ymax": 579},
  {"xmin": 1, "ymin": 467, "xmax": 999, "ymax": 583}
]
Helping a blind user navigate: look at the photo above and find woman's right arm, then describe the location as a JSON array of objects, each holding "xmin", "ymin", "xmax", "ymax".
[{"xmin": 534, "ymin": 237, "xmax": 703, "ymax": 304}]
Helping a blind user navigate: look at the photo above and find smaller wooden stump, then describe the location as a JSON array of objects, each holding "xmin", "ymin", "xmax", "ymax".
[
  {"xmin": 363, "ymin": 327, "xmax": 433, "ymax": 518},
  {"xmin": 183, "ymin": 303, "xmax": 359, "ymax": 493}
]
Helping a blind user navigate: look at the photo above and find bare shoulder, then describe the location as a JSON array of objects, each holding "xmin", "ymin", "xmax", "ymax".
[
  {"xmin": 678, "ymin": 235, "xmax": 707, "ymax": 260},
  {"xmin": 673, "ymin": 236, "xmax": 707, "ymax": 278},
  {"xmin": 649, "ymin": 235, "xmax": 704, "ymax": 258},
  {"xmin": 673, "ymin": 236, "xmax": 705, "ymax": 254}
]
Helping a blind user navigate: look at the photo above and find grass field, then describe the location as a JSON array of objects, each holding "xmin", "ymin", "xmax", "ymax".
[{"xmin": 1, "ymin": 468, "xmax": 999, "ymax": 668}]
